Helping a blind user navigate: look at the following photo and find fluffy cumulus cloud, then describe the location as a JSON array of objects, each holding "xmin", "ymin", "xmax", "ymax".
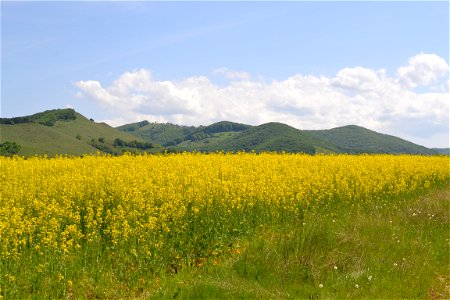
[
  {"xmin": 75, "ymin": 53, "xmax": 449, "ymax": 147},
  {"xmin": 397, "ymin": 53, "xmax": 449, "ymax": 88}
]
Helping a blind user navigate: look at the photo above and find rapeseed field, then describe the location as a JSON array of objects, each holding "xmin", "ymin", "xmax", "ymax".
[{"xmin": 1, "ymin": 153, "xmax": 449, "ymax": 298}]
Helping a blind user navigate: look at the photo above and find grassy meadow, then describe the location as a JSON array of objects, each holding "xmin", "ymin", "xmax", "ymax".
[
  {"xmin": 0, "ymin": 153, "xmax": 449, "ymax": 299},
  {"xmin": 0, "ymin": 110, "xmax": 160, "ymax": 157}
]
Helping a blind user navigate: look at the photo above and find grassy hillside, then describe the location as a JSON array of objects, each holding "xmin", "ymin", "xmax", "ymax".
[
  {"xmin": 118, "ymin": 121, "xmax": 336, "ymax": 153},
  {"xmin": 117, "ymin": 121, "xmax": 251, "ymax": 148},
  {"xmin": 432, "ymin": 148, "xmax": 450, "ymax": 155},
  {"xmin": 119, "ymin": 122, "xmax": 192, "ymax": 147},
  {"xmin": 2, "ymin": 109, "xmax": 438, "ymax": 155},
  {"xmin": 0, "ymin": 122, "xmax": 97, "ymax": 156},
  {"xmin": 0, "ymin": 109, "xmax": 160, "ymax": 156},
  {"xmin": 307, "ymin": 125, "xmax": 436, "ymax": 155},
  {"xmin": 0, "ymin": 108, "xmax": 76, "ymax": 126},
  {"xmin": 206, "ymin": 122, "xmax": 338, "ymax": 154},
  {"xmin": 119, "ymin": 121, "xmax": 436, "ymax": 155},
  {"xmin": 202, "ymin": 121, "xmax": 251, "ymax": 134}
]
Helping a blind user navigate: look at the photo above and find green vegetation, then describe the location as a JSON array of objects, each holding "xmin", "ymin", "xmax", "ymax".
[
  {"xmin": 0, "ymin": 141, "xmax": 21, "ymax": 156},
  {"xmin": 119, "ymin": 120, "xmax": 436, "ymax": 155},
  {"xmin": 202, "ymin": 121, "xmax": 251, "ymax": 134},
  {"xmin": 432, "ymin": 148, "xmax": 450, "ymax": 155},
  {"xmin": 113, "ymin": 138, "xmax": 154, "ymax": 150},
  {"xmin": 0, "ymin": 109, "xmax": 161, "ymax": 156},
  {"xmin": 176, "ymin": 122, "xmax": 331, "ymax": 153},
  {"xmin": 207, "ymin": 122, "xmax": 337, "ymax": 154},
  {"xmin": 117, "ymin": 121, "xmax": 251, "ymax": 148},
  {"xmin": 117, "ymin": 122, "xmax": 188, "ymax": 146},
  {"xmin": 117, "ymin": 120, "xmax": 150, "ymax": 132},
  {"xmin": 1, "ymin": 152, "xmax": 448, "ymax": 299},
  {"xmin": 1, "ymin": 109, "xmax": 441, "ymax": 155},
  {"xmin": 4, "ymin": 187, "xmax": 447, "ymax": 299},
  {"xmin": 0, "ymin": 108, "xmax": 76, "ymax": 126},
  {"xmin": 153, "ymin": 188, "xmax": 450, "ymax": 299},
  {"xmin": 307, "ymin": 125, "xmax": 436, "ymax": 154}
]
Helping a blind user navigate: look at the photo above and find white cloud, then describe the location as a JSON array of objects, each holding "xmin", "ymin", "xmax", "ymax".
[
  {"xmin": 75, "ymin": 53, "xmax": 449, "ymax": 147},
  {"xmin": 397, "ymin": 53, "xmax": 449, "ymax": 88},
  {"xmin": 332, "ymin": 67, "xmax": 382, "ymax": 92}
]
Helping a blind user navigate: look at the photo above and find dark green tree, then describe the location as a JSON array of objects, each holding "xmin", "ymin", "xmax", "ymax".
[{"xmin": 0, "ymin": 141, "xmax": 21, "ymax": 156}]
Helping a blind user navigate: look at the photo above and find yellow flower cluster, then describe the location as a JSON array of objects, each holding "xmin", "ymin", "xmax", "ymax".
[{"xmin": 1, "ymin": 153, "xmax": 449, "ymax": 263}]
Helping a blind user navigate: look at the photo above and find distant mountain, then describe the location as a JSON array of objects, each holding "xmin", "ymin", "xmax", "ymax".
[
  {"xmin": 119, "ymin": 120, "xmax": 437, "ymax": 155},
  {"xmin": 185, "ymin": 122, "xmax": 338, "ymax": 154},
  {"xmin": 0, "ymin": 109, "xmax": 160, "ymax": 156},
  {"xmin": 117, "ymin": 121, "xmax": 193, "ymax": 147},
  {"xmin": 432, "ymin": 148, "xmax": 450, "ymax": 155},
  {"xmin": 306, "ymin": 125, "xmax": 436, "ymax": 155},
  {"xmin": 1, "ymin": 109, "xmax": 440, "ymax": 156},
  {"xmin": 117, "ymin": 120, "xmax": 252, "ymax": 148}
]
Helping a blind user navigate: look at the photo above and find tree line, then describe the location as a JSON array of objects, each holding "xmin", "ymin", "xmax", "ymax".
[{"xmin": 113, "ymin": 138, "xmax": 154, "ymax": 150}]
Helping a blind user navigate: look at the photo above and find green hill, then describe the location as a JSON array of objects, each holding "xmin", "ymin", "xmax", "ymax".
[
  {"xmin": 194, "ymin": 122, "xmax": 338, "ymax": 154},
  {"xmin": 0, "ymin": 109, "xmax": 159, "ymax": 156},
  {"xmin": 119, "ymin": 121, "xmax": 436, "ymax": 155},
  {"xmin": 432, "ymin": 148, "xmax": 450, "ymax": 155},
  {"xmin": 306, "ymin": 125, "xmax": 436, "ymax": 154},
  {"xmin": 117, "ymin": 122, "xmax": 192, "ymax": 147},
  {"xmin": 1, "ymin": 109, "xmax": 439, "ymax": 156},
  {"xmin": 117, "ymin": 120, "xmax": 251, "ymax": 148},
  {"xmin": 202, "ymin": 121, "xmax": 251, "ymax": 134}
]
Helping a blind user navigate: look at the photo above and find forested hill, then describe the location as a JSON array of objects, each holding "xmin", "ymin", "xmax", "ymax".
[
  {"xmin": 305, "ymin": 125, "xmax": 436, "ymax": 155},
  {"xmin": 0, "ymin": 109, "xmax": 440, "ymax": 156},
  {"xmin": 119, "ymin": 119, "xmax": 437, "ymax": 155}
]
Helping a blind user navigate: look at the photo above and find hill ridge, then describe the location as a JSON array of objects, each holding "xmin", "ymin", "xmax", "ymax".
[
  {"xmin": 1, "ymin": 109, "xmax": 161, "ymax": 156},
  {"xmin": 117, "ymin": 117, "xmax": 436, "ymax": 155},
  {"xmin": 0, "ymin": 109, "xmax": 439, "ymax": 156}
]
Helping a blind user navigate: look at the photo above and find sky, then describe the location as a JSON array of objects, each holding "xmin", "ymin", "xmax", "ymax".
[{"xmin": 1, "ymin": 1, "xmax": 449, "ymax": 148}]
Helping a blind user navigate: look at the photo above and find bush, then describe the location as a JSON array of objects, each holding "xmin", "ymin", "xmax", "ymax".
[
  {"xmin": 0, "ymin": 141, "xmax": 21, "ymax": 156},
  {"xmin": 114, "ymin": 138, "xmax": 153, "ymax": 150}
]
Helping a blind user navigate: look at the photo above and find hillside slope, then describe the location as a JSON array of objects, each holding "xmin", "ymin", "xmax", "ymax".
[
  {"xmin": 118, "ymin": 120, "xmax": 251, "ymax": 148},
  {"xmin": 118, "ymin": 122, "xmax": 192, "ymax": 147},
  {"xmin": 1, "ymin": 109, "xmax": 158, "ymax": 156},
  {"xmin": 307, "ymin": 125, "xmax": 436, "ymax": 154},
  {"xmin": 1, "ymin": 122, "xmax": 98, "ymax": 156},
  {"xmin": 119, "ymin": 121, "xmax": 436, "ymax": 155},
  {"xmin": 432, "ymin": 148, "xmax": 450, "ymax": 155},
  {"xmin": 202, "ymin": 122, "xmax": 338, "ymax": 154},
  {"xmin": 1, "ymin": 109, "xmax": 438, "ymax": 156}
]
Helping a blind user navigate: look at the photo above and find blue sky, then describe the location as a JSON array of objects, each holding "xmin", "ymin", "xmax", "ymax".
[{"xmin": 2, "ymin": 1, "xmax": 449, "ymax": 147}]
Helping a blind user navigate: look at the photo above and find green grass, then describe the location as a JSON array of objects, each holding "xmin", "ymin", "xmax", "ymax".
[
  {"xmin": 3, "ymin": 188, "xmax": 448, "ymax": 299},
  {"xmin": 0, "ymin": 111, "xmax": 161, "ymax": 156},
  {"xmin": 0, "ymin": 122, "xmax": 98, "ymax": 156},
  {"xmin": 152, "ymin": 188, "xmax": 450, "ymax": 299}
]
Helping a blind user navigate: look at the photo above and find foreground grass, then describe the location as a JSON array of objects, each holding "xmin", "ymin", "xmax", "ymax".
[
  {"xmin": 152, "ymin": 188, "xmax": 450, "ymax": 299},
  {"xmin": 2, "ymin": 189, "xmax": 449, "ymax": 299}
]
